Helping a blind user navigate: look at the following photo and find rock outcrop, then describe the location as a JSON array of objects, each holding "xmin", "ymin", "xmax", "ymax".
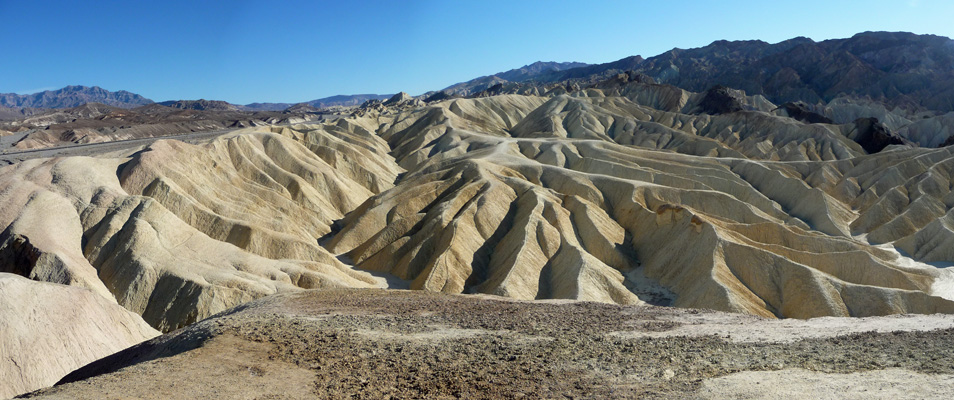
[
  {"xmin": 773, "ymin": 102, "xmax": 834, "ymax": 124},
  {"xmin": 691, "ymin": 85, "xmax": 747, "ymax": 115},
  {"xmin": 846, "ymin": 117, "xmax": 907, "ymax": 153}
]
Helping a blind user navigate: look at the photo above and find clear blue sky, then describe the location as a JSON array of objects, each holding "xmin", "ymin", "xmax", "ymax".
[{"xmin": 2, "ymin": 0, "xmax": 952, "ymax": 104}]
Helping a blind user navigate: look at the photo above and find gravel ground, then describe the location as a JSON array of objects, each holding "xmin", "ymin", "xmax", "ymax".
[{"xmin": 21, "ymin": 289, "xmax": 954, "ymax": 399}]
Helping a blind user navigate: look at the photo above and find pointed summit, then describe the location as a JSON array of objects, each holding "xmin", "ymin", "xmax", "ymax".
[{"xmin": 385, "ymin": 92, "xmax": 412, "ymax": 105}]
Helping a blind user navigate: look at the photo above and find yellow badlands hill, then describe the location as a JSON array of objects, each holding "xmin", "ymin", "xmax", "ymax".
[
  {"xmin": 4, "ymin": 86, "xmax": 954, "ymax": 327},
  {"xmin": 6, "ymin": 82, "xmax": 954, "ymax": 396},
  {"xmin": 0, "ymin": 274, "xmax": 157, "ymax": 399}
]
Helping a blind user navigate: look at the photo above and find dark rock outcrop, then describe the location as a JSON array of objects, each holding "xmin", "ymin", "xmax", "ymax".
[
  {"xmin": 776, "ymin": 102, "xmax": 834, "ymax": 124},
  {"xmin": 693, "ymin": 86, "xmax": 747, "ymax": 115},
  {"xmin": 941, "ymin": 135, "xmax": 954, "ymax": 147},
  {"xmin": 0, "ymin": 234, "xmax": 42, "ymax": 277},
  {"xmin": 851, "ymin": 117, "xmax": 907, "ymax": 153},
  {"xmin": 424, "ymin": 91, "xmax": 455, "ymax": 103},
  {"xmin": 588, "ymin": 71, "xmax": 655, "ymax": 90}
]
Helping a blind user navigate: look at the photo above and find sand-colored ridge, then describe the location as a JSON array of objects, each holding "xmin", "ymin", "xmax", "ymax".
[
  {"xmin": 9, "ymin": 81, "xmax": 954, "ymax": 396},
  {"xmin": 0, "ymin": 125, "xmax": 396, "ymax": 333},
  {"xmin": 0, "ymin": 273, "xmax": 158, "ymax": 399},
  {"xmin": 4, "ymin": 86, "xmax": 954, "ymax": 324},
  {"xmin": 327, "ymin": 88, "xmax": 954, "ymax": 317}
]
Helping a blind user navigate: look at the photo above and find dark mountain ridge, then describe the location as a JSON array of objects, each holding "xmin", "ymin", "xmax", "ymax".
[
  {"xmin": 438, "ymin": 31, "xmax": 954, "ymax": 112},
  {"xmin": 0, "ymin": 85, "xmax": 154, "ymax": 109},
  {"xmin": 443, "ymin": 61, "xmax": 592, "ymax": 95},
  {"xmin": 637, "ymin": 31, "xmax": 954, "ymax": 111},
  {"xmin": 0, "ymin": 86, "xmax": 392, "ymax": 113},
  {"xmin": 304, "ymin": 94, "xmax": 392, "ymax": 109},
  {"xmin": 158, "ymin": 99, "xmax": 239, "ymax": 111},
  {"xmin": 448, "ymin": 31, "xmax": 954, "ymax": 113},
  {"xmin": 204, "ymin": 94, "xmax": 394, "ymax": 111},
  {"xmin": 518, "ymin": 56, "xmax": 645, "ymax": 84},
  {"xmin": 493, "ymin": 61, "xmax": 592, "ymax": 81}
]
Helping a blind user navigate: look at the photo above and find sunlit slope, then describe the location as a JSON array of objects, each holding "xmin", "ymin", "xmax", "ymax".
[
  {"xmin": 3, "ymin": 86, "xmax": 954, "ymax": 330},
  {"xmin": 334, "ymin": 92, "xmax": 954, "ymax": 317},
  {"xmin": 0, "ymin": 273, "xmax": 158, "ymax": 399},
  {"xmin": 0, "ymin": 125, "xmax": 399, "ymax": 332}
]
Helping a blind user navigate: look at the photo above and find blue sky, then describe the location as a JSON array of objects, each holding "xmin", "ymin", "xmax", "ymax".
[{"xmin": 2, "ymin": 0, "xmax": 952, "ymax": 104}]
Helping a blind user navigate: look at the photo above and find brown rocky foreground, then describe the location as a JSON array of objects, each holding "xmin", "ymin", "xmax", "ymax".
[{"xmin": 20, "ymin": 289, "xmax": 954, "ymax": 399}]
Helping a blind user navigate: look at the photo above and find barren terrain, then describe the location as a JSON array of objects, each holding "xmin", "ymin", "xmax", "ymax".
[{"xmin": 22, "ymin": 290, "xmax": 954, "ymax": 399}]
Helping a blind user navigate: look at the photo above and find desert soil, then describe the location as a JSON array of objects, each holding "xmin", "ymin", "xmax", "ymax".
[{"xmin": 20, "ymin": 289, "xmax": 954, "ymax": 399}]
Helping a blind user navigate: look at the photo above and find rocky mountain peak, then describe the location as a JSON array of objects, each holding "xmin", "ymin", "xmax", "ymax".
[{"xmin": 0, "ymin": 86, "xmax": 154, "ymax": 109}]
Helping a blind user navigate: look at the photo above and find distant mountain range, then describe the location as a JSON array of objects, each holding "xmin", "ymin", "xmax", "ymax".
[
  {"xmin": 6, "ymin": 32, "xmax": 954, "ymax": 114},
  {"xmin": 0, "ymin": 86, "xmax": 153, "ymax": 109},
  {"xmin": 244, "ymin": 94, "xmax": 393, "ymax": 111},
  {"xmin": 440, "ymin": 31, "xmax": 954, "ymax": 112},
  {"xmin": 157, "ymin": 99, "xmax": 241, "ymax": 111},
  {"xmin": 635, "ymin": 31, "xmax": 954, "ymax": 111},
  {"xmin": 0, "ymin": 86, "xmax": 392, "ymax": 114},
  {"xmin": 442, "ymin": 61, "xmax": 591, "ymax": 95}
]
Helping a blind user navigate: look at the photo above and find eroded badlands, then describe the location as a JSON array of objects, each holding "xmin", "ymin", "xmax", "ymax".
[{"xmin": 5, "ymin": 81, "xmax": 954, "ymax": 397}]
